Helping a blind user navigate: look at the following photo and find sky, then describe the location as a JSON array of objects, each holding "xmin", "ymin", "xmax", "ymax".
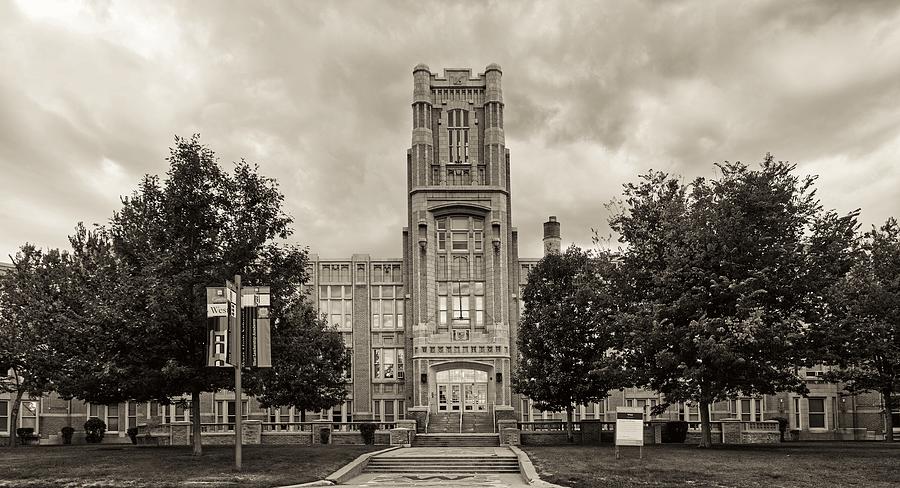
[{"xmin": 2, "ymin": 0, "xmax": 899, "ymax": 262}]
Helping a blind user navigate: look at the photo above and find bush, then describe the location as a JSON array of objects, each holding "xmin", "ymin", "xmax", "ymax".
[
  {"xmin": 127, "ymin": 427, "xmax": 139, "ymax": 444},
  {"xmin": 319, "ymin": 427, "xmax": 331, "ymax": 444},
  {"xmin": 61, "ymin": 426, "xmax": 75, "ymax": 445},
  {"xmin": 16, "ymin": 427, "xmax": 37, "ymax": 445},
  {"xmin": 772, "ymin": 416, "xmax": 789, "ymax": 442},
  {"xmin": 359, "ymin": 422, "xmax": 378, "ymax": 445},
  {"xmin": 661, "ymin": 421, "xmax": 689, "ymax": 443},
  {"xmin": 84, "ymin": 417, "xmax": 107, "ymax": 444}
]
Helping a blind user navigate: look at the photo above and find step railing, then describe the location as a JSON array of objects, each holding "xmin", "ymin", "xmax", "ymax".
[{"xmin": 459, "ymin": 409, "xmax": 463, "ymax": 433}]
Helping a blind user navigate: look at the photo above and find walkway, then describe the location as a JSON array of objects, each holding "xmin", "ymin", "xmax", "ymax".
[{"xmin": 342, "ymin": 447, "xmax": 531, "ymax": 487}]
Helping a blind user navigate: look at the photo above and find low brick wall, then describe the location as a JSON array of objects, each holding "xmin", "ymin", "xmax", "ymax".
[
  {"xmin": 521, "ymin": 431, "xmax": 583, "ymax": 446},
  {"xmin": 331, "ymin": 432, "xmax": 364, "ymax": 445},
  {"xmin": 374, "ymin": 432, "xmax": 391, "ymax": 445},
  {"xmin": 261, "ymin": 431, "xmax": 313, "ymax": 445}
]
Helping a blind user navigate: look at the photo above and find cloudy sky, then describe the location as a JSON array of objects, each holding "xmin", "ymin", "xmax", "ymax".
[{"xmin": 2, "ymin": 0, "xmax": 899, "ymax": 262}]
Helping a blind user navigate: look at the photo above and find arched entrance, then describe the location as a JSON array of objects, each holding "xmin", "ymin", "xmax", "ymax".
[{"xmin": 435, "ymin": 369, "xmax": 489, "ymax": 412}]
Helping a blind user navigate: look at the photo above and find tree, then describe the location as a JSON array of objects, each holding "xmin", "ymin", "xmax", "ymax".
[
  {"xmin": 610, "ymin": 156, "xmax": 857, "ymax": 447},
  {"xmin": 53, "ymin": 135, "xmax": 301, "ymax": 456},
  {"xmin": 245, "ymin": 298, "xmax": 350, "ymax": 421},
  {"xmin": 822, "ymin": 218, "xmax": 900, "ymax": 442},
  {"xmin": 0, "ymin": 246, "xmax": 71, "ymax": 447},
  {"xmin": 513, "ymin": 246, "xmax": 627, "ymax": 441}
]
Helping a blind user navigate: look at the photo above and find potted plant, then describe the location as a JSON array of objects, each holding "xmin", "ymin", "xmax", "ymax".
[
  {"xmin": 84, "ymin": 418, "xmax": 107, "ymax": 444},
  {"xmin": 127, "ymin": 427, "xmax": 139, "ymax": 444},
  {"xmin": 16, "ymin": 428, "xmax": 38, "ymax": 446},
  {"xmin": 61, "ymin": 426, "xmax": 75, "ymax": 445}
]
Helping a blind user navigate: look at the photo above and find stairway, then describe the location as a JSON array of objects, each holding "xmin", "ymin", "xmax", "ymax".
[
  {"xmin": 412, "ymin": 433, "xmax": 500, "ymax": 447},
  {"xmin": 461, "ymin": 412, "xmax": 493, "ymax": 433},
  {"xmin": 365, "ymin": 452, "xmax": 518, "ymax": 474},
  {"xmin": 427, "ymin": 412, "xmax": 460, "ymax": 433}
]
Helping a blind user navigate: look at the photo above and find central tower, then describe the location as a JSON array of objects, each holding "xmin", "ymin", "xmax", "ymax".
[{"xmin": 403, "ymin": 64, "xmax": 520, "ymax": 426}]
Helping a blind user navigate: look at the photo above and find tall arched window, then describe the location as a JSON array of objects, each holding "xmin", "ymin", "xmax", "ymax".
[{"xmin": 435, "ymin": 215, "xmax": 485, "ymax": 336}]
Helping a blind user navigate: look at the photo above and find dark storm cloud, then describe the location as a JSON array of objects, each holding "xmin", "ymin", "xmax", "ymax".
[{"xmin": 2, "ymin": 0, "xmax": 899, "ymax": 261}]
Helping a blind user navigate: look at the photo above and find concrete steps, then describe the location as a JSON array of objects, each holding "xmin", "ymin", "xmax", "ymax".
[
  {"xmin": 365, "ymin": 455, "xmax": 518, "ymax": 473},
  {"xmin": 413, "ymin": 433, "xmax": 500, "ymax": 447},
  {"xmin": 427, "ymin": 412, "xmax": 460, "ymax": 433}
]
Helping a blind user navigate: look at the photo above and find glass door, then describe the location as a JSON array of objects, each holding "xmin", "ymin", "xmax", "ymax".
[
  {"xmin": 450, "ymin": 385, "xmax": 461, "ymax": 411},
  {"xmin": 464, "ymin": 384, "xmax": 475, "ymax": 411},
  {"xmin": 438, "ymin": 385, "xmax": 448, "ymax": 411}
]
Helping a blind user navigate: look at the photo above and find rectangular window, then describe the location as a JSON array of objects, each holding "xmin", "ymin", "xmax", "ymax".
[
  {"xmin": 383, "ymin": 349, "xmax": 395, "ymax": 379},
  {"xmin": 0, "ymin": 401, "xmax": 8, "ymax": 433},
  {"xmin": 474, "ymin": 254, "xmax": 484, "ymax": 279},
  {"xmin": 107, "ymin": 404, "xmax": 119, "ymax": 432},
  {"xmin": 356, "ymin": 263, "xmax": 366, "ymax": 284},
  {"xmin": 127, "ymin": 402, "xmax": 137, "ymax": 429},
  {"xmin": 385, "ymin": 400, "xmax": 395, "ymax": 422},
  {"xmin": 793, "ymin": 397, "xmax": 801, "ymax": 429},
  {"xmin": 373, "ymin": 350, "xmax": 381, "ymax": 379},
  {"xmin": 20, "ymin": 401, "xmax": 38, "ymax": 430},
  {"xmin": 741, "ymin": 399, "xmax": 751, "ymax": 422},
  {"xmin": 437, "ymin": 255, "xmax": 447, "ymax": 279},
  {"xmin": 373, "ymin": 400, "xmax": 381, "ymax": 421},
  {"xmin": 452, "ymin": 232, "xmax": 468, "ymax": 251},
  {"xmin": 808, "ymin": 398, "xmax": 826, "ymax": 429}
]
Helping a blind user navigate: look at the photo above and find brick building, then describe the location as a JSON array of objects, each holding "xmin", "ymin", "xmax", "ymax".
[{"xmin": 1, "ymin": 65, "xmax": 896, "ymax": 443}]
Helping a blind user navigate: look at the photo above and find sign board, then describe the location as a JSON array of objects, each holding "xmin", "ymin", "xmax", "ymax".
[
  {"xmin": 206, "ymin": 287, "xmax": 231, "ymax": 367},
  {"xmin": 206, "ymin": 283, "xmax": 272, "ymax": 368},
  {"xmin": 615, "ymin": 407, "xmax": 645, "ymax": 447}
]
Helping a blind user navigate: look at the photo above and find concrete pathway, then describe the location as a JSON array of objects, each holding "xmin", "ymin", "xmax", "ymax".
[{"xmin": 341, "ymin": 447, "xmax": 532, "ymax": 487}]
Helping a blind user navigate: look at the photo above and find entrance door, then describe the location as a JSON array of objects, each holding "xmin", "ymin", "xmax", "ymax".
[
  {"xmin": 438, "ymin": 385, "xmax": 448, "ymax": 411},
  {"xmin": 435, "ymin": 369, "xmax": 490, "ymax": 413},
  {"xmin": 450, "ymin": 384, "xmax": 461, "ymax": 411}
]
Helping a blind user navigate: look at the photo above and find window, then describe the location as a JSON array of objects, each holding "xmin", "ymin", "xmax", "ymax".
[
  {"xmin": 159, "ymin": 400, "xmax": 190, "ymax": 423},
  {"xmin": 372, "ymin": 285, "xmax": 403, "ymax": 330},
  {"xmin": 733, "ymin": 397, "xmax": 763, "ymax": 422},
  {"xmin": 216, "ymin": 400, "xmax": 249, "ymax": 429},
  {"xmin": 794, "ymin": 397, "xmax": 801, "ymax": 429},
  {"xmin": 372, "ymin": 263, "xmax": 401, "ymax": 283},
  {"xmin": 20, "ymin": 401, "xmax": 38, "ymax": 430},
  {"xmin": 128, "ymin": 402, "xmax": 138, "ymax": 429},
  {"xmin": 447, "ymin": 109, "xmax": 470, "ymax": 164},
  {"xmin": 319, "ymin": 263, "xmax": 350, "ymax": 283},
  {"xmin": 434, "ymin": 215, "xmax": 486, "ymax": 333},
  {"xmin": 372, "ymin": 348, "xmax": 405, "ymax": 381},
  {"xmin": 808, "ymin": 398, "xmax": 826, "ymax": 429},
  {"xmin": 319, "ymin": 285, "xmax": 352, "ymax": 330},
  {"xmin": 356, "ymin": 263, "xmax": 366, "ymax": 284},
  {"xmin": 0, "ymin": 401, "xmax": 8, "ymax": 433}
]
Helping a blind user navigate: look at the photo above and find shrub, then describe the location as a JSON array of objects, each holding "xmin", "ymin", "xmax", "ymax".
[
  {"xmin": 127, "ymin": 427, "xmax": 139, "ymax": 444},
  {"xmin": 319, "ymin": 427, "xmax": 331, "ymax": 444},
  {"xmin": 61, "ymin": 426, "xmax": 75, "ymax": 445},
  {"xmin": 661, "ymin": 421, "xmax": 689, "ymax": 443},
  {"xmin": 772, "ymin": 416, "xmax": 789, "ymax": 442},
  {"xmin": 359, "ymin": 422, "xmax": 378, "ymax": 445},
  {"xmin": 16, "ymin": 427, "xmax": 36, "ymax": 445},
  {"xmin": 84, "ymin": 417, "xmax": 107, "ymax": 444}
]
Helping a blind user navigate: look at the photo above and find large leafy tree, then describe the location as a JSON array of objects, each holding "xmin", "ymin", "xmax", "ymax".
[
  {"xmin": 513, "ymin": 246, "xmax": 626, "ymax": 441},
  {"xmin": 610, "ymin": 156, "xmax": 857, "ymax": 447},
  {"xmin": 0, "ymin": 246, "xmax": 72, "ymax": 446},
  {"xmin": 245, "ymin": 298, "xmax": 350, "ymax": 421},
  {"xmin": 822, "ymin": 218, "xmax": 900, "ymax": 442},
  {"xmin": 54, "ymin": 135, "xmax": 303, "ymax": 455}
]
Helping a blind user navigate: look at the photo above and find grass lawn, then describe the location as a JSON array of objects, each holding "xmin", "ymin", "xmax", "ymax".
[
  {"xmin": 0, "ymin": 444, "xmax": 383, "ymax": 487},
  {"xmin": 523, "ymin": 442, "xmax": 900, "ymax": 488}
]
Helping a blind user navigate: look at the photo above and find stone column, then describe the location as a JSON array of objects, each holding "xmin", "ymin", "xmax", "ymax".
[
  {"xmin": 721, "ymin": 419, "xmax": 741, "ymax": 444},
  {"xmin": 313, "ymin": 420, "xmax": 332, "ymax": 445},
  {"xmin": 242, "ymin": 420, "xmax": 262, "ymax": 445},
  {"xmin": 169, "ymin": 421, "xmax": 191, "ymax": 446},
  {"xmin": 497, "ymin": 419, "xmax": 520, "ymax": 445}
]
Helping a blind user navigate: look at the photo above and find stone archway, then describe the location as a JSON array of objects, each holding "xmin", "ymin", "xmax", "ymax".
[{"xmin": 429, "ymin": 361, "xmax": 495, "ymax": 414}]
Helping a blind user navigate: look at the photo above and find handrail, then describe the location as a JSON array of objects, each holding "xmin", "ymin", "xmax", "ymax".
[
  {"xmin": 459, "ymin": 408, "xmax": 463, "ymax": 433},
  {"xmin": 425, "ymin": 408, "xmax": 430, "ymax": 434},
  {"xmin": 492, "ymin": 404, "xmax": 496, "ymax": 433}
]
